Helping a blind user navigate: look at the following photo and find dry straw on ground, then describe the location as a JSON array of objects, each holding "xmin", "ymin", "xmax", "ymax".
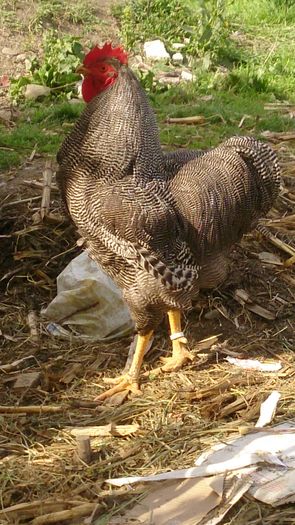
[{"xmin": 0, "ymin": 138, "xmax": 295, "ymax": 524}]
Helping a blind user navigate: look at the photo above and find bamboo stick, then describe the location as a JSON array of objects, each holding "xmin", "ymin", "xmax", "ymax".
[{"xmin": 31, "ymin": 503, "xmax": 99, "ymax": 525}]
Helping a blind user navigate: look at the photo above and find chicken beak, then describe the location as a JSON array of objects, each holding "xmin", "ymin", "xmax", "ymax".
[{"xmin": 76, "ymin": 65, "xmax": 91, "ymax": 76}]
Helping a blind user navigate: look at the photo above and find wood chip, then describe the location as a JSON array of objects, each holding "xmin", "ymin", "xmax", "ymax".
[
  {"xmin": 0, "ymin": 355, "xmax": 36, "ymax": 373},
  {"xmin": 60, "ymin": 363, "xmax": 83, "ymax": 384},
  {"xmin": 40, "ymin": 160, "xmax": 54, "ymax": 220},
  {"xmin": 194, "ymin": 335, "xmax": 221, "ymax": 352},
  {"xmin": 245, "ymin": 303, "xmax": 276, "ymax": 320},
  {"xmin": 68, "ymin": 423, "xmax": 140, "ymax": 437},
  {"xmin": 12, "ymin": 371, "xmax": 41, "ymax": 389},
  {"xmin": 261, "ymin": 130, "xmax": 295, "ymax": 141},
  {"xmin": 258, "ymin": 251, "xmax": 283, "ymax": 265},
  {"xmin": 234, "ymin": 289, "xmax": 276, "ymax": 320},
  {"xmin": 27, "ymin": 310, "xmax": 40, "ymax": 343},
  {"xmin": 76, "ymin": 435, "xmax": 92, "ymax": 464},
  {"xmin": 166, "ymin": 115, "xmax": 206, "ymax": 125}
]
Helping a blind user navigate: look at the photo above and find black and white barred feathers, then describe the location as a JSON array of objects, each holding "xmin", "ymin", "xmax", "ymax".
[{"xmin": 57, "ymin": 64, "xmax": 281, "ymax": 334}]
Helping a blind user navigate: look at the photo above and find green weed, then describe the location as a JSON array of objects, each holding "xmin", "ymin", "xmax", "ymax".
[
  {"xmin": 29, "ymin": 0, "xmax": 97, "ymax": 32},
  {"xmin": 113, "ymin": 0, "xmax": 233, "ymax": 66},
  {"xmin": 9, "ymin": 32, "xmax": 83, "ymax": 102},
  {"xmin": 0, "ymin": 101, "xmax": 83, "ymax": 170}
]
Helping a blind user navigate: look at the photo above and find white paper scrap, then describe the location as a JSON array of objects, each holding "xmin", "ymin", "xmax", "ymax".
[
  {"xmin": 107, "ymin": 452, "xmax": 284, "ymax": 487},
  {"xmin": 255, "ymin": 391, "xmax": 281, "ymax": 428},
  {"xmin": 107, "ymin": 423, "xmax": 295, "ymax": 488},
  {"xmin": 226, "ymin": 356, "xmax": 282, "ymax": 372},
  {"xmin": 249, "ymin": 468, "xmax": 295, "ymax": 506}
]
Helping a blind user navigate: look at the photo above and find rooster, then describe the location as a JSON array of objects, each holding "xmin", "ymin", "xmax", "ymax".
[{"xmin": 57, "ymin": 43, "xmax": 280, "ymax": 402}]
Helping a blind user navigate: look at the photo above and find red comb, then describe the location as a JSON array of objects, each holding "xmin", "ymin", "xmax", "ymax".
[{"xmin": 84, "ymin": 43, "xmax": 128, "ymax": 66}]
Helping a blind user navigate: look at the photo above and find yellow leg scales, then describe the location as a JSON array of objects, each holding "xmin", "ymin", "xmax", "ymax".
[
  {"xmin": 145, "ymin": 310, "xmax": 194, "ymax": 376},
  {"xmin": 95, "ymin": 331, "xmax": 153, "ymax": 402}
]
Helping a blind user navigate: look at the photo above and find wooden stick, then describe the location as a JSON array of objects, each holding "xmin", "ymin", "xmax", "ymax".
[
  {"xmin": 0, "ymin": 500, "xmax": 86, "ymax": 519},
  {"xmin": 23, "ymin": 180, "xmax": 58, "ymax": 191},
  {"xmin": 2, "ymin": 195, "xmax": 42, "ymax": 209},
  {"xmin": 256, "ymin": 224, "xmax": 295, "ymax": 257},
  {"xmin": 0, "ymin": 355, "xmax": 36, "ymax": 373},
  {"xmin": 285, "ymin": 254, "xmax": 295, "ymax": 267},
  {"xmin": 219, "ymin": 397, "xmax": 247, "ymax": 418},
  {"xmin": 76, "ymin": 436, "xmax": 92, "ymax": 464},
  {"xmin": 166, "ymin": 115, "xmax": 206, "ymax": 125},
  {"xmin": 68, "ymin": 423, "xmax": 139, "ymax": 437},
  {"xmin": 0, "ymin": 405, "xmax": 66, "ymax": 414},
  {"xmin": 27, "ymin": 310, "xmax": 40, "ymax": 343},
  {"xmin": 31, "ymin": 503, "xmax": 99, "ymax": 525},
  {"xmin": 40, "ymin": 161, "xmax": 53, "ymax": 220}
]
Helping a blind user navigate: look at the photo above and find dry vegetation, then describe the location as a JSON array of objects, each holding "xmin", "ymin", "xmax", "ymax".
[{"xmin": 1, "ymin": 1, "xmax": 295, "ymax": 524}]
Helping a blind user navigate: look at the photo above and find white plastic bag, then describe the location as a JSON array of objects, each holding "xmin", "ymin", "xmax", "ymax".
[{"xmin": 43, "ymin": 252, "xmax": 133, "ymax": 341}]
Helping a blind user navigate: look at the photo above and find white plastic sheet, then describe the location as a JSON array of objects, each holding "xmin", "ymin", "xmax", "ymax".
[{"xmin": 43, "ymin": 252, "xmax": 133, "ymax": 341}]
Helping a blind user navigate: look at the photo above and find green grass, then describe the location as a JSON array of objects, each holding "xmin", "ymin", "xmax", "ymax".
[
  {"xmin": 154, "ymin": 88, "xmax": 294, "ymax": 150},
  {"xmin": 225, "ymin": 0, "xmax": 295, "ymax": 100},
  {"xmin": 228, "ymin": 0, "xmax": 295, "ymax": 27},
  {"xmin": 0, "ymin": 102, "xmax": 83, "ymax": 170},
  {"xmin": 0, "ymin": 0, "xmax": 100, "ymax": 35},
  {"xmin": 1, "ymin": 0, "xmax": 295, "ymax": 172},
  {"xmin": 1, "ymin": 86, "xmax": 293, "ymax": 172}
]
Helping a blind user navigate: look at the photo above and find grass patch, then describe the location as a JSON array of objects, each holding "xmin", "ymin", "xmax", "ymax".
[
  {"xmin": 1, "ymin": 0, "xmax": 295, "ymax": 172},
  {"xmin": 1, "ymin": 85, "xmax": 293, "ymax": 172},
  {"xmin": 113, "ymin": 0, "xmax": 232, "ymax": 66},
  {"xmin": 226, "ymin": 0, "xmax": 295, "ymax": 100},
  {"xmin": 0, "ymin": 0, "xmax": 98, "ymax": 34},
  {"xmin": 0, "ymin": 101, "xmax": 83, "ymax": 170},
  {"xmin": 154, "ymin": 87, "xmax": 294, "ymax": 149},
  {"xmin": 228, "ymin": 0, "xmax": 295, "ymax": 27}
]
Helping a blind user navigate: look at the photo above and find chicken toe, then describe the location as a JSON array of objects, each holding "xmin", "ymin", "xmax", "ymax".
[
  {"xmin": 159, "ymin": 341, "xmax": 194, "ymax": 372},
  {"xmin": 95, "ymin": 331, "xmax": 153, "ymax": 403},
  {"xmin": 94, "ymin": 374, "xmax": 141, "ymax": 402}
]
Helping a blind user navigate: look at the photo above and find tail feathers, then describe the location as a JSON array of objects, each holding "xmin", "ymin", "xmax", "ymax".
[
  {"xmin": 135, "ymin": 246, "xmax": 197, "ymax": 291},
  {"xmin": 99, "ymin": 225, "xmax": 197, "ymax": 291},
  {"xmin": 219, "ymin": 136, "xmax": 281, "ymax": 187}
]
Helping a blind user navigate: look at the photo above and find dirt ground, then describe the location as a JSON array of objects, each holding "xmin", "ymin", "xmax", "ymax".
[{"xmin": 1, "ymin": 2, "xmax": 295, "ymax": 525}]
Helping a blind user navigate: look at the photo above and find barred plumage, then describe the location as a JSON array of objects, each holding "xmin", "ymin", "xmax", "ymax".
[{"xmin": 57, "ymin": 63, "xmax": 280, "ymax": 337}]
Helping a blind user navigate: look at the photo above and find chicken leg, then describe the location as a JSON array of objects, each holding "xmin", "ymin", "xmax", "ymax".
[
  {"xmin": 146, "ymin": 310, "xmax": 194, "ymax": 377},
  {"xmin": 94, "ymin": 331, "xmax": 153, "ymax": 402}
]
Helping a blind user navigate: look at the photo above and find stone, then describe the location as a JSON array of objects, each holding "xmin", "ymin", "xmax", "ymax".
[
  {"xmin": 143, "ymin": 40, "xmax": 170, "ymax": 61},
  {"xmin": 158, "ymin": 76, "xmax": 180, "ymax": 85},
  {"xmin": 2, "ymin": 46, "xmax": 17, "ymax": 56},
  {"xmin": 172, "ymin": 43, "xmax": 185, "ymax": 50},
  {"xmin": 172, "ymin": 52, "xmax": 184, "ymax": 64},
  {"xmin": 69, "ymin": 98, "xmax": 82, "ymax": 104},
  {"xmin": 15, "ymin": 53, "xmax": 27, "ymax": 63},
  {"xmin": 181, "ymin": 70, "xmax": 194, "ymax": 82},
  {"xmin": 24, "ymin": 84, "xmax": 51, "ymax": 100},
  {"xmin": 0, "ymin": 109, "xmax": 12, "ymax": 124},
  {"xmin": 25, "ymin": 58, "xmax": 32, "ymax": 71}
]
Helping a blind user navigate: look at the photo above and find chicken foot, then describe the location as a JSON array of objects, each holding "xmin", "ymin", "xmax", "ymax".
[
  {"xmin": 94, "ymin": 331, "xmax": 153, "ymax": 402},
  {"xmin": 147, "ymin": 310, "xmax": 194, "ymax": 376}
]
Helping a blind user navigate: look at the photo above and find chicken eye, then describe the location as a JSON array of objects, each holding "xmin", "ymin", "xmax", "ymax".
[{"xmin": 99, "ymin": 64, "xmax": 108, "ymax": 72}]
